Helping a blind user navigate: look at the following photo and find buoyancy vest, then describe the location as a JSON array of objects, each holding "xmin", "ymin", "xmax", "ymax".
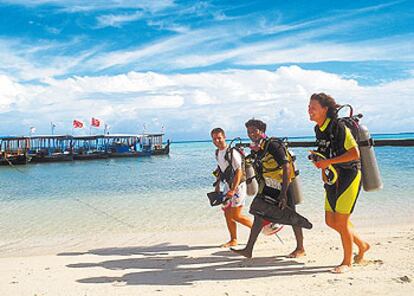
[
  {"xmin": 215, "ymin": 146, "xmax": 246, "ymax": 185},
  {"xmin": 315, "ymin": 118, "xmax": 360, "ymax": 170},
  {"xmin": 256, "ymin": 138, "xmax": 296, "ymax": 184}
]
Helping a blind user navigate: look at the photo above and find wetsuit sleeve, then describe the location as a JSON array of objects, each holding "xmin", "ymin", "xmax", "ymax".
[
  {"xmin": 335, "ymin": 122, "xmax": 358, "ymax": 152},
  {"xmin": 267, "ymin": 141, "xmax": 288, "ymax": 165},
  {"xmin": 344, "ymin": 127, "xmax": 358, "ymax": 151}
]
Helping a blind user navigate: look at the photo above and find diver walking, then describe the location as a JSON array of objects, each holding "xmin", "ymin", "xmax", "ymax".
[
  {"xmin": 231, "ymin": 119, "xmax": 308, "ymax": 258},
  {"xmin": 211, "ymin": 128, "xmax": 253, "ymax": 248},
  {"xmin": 308, "ymin": 93, "xmax": 371, "ymax": 273}
]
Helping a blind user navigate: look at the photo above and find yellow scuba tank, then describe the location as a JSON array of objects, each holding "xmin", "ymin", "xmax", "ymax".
[{"xmin": 358, "ymin": 124, "xmax": 383, "ymax": 192}]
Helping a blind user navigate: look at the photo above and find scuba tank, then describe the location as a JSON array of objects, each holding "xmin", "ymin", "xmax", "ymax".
[
  {"xmin": 245, "ymin": 156, "xmax": 259, "ymax": 196},
  {"xmin": 288, "ymin": 175, "xmax": 304, "ymax": 205},
  {"xmin": 336, "ymin": 105, "xmax": 383, "ymax": 192},
  {"xmin": 287, "ymin": 149, "xmax": 304, "ymax": 205},
  {"xmin": 358, "ymin": 124, "xmax": 383, "ymax": 192}
]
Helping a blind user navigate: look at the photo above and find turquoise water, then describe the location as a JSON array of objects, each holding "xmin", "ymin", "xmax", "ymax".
[{"xmin": 0, "ymin": 136, "xmax": 413, "ymax": 254}]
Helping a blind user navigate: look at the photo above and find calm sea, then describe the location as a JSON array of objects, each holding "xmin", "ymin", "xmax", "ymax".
[{"xmin": 1, "ymin": 134, "xmax": 413, "ymax": 254}]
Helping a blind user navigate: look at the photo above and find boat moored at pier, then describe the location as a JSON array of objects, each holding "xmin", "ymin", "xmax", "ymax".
[
  {"xmin": 0, "ymin": 136, "xmax": 31, "ymax": 165},
  {"xmin": 0, "ymin": 133, "xmax": 170, "ymax": 166}
]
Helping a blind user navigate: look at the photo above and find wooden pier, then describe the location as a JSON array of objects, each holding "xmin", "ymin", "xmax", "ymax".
[{"xmin": 0, "ymin": 134, "xmax": 170, "ymax": 165}]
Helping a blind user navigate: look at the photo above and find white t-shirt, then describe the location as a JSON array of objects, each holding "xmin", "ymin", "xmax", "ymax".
[{"xmin": 216, "ymin": 147, "xmax": 247, "ymax": 206}]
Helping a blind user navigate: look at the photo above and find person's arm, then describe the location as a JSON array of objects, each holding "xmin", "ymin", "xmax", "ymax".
[
  {"xmin": 267, "ymin": 141, "xmax": 290, "ymax": 209},
  {"xmin": 227, "ymin": 168, "xmax": 242, "ymax": 197},
  {"xmin": 314, "ymin": 147, "xmax": 359, "ymax": 169},
  {"xmin": 314, "ymin": 123, "xmax": 360, "ymax": 170},
  {"xmin": 278, "ymin": 163, "xmax": 290, "ymax": 209}
]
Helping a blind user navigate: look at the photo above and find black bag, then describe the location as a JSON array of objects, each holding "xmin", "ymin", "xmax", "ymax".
[
  {"xmin": 249, "ymin": 195, "xmax": 313, "ymax": 229},
  {"xmin": 207, "ymin": 191, "xmax": 226, "ymax": 207}
]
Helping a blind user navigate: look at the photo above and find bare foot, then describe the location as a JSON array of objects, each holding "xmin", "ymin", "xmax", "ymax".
[
  {"xmin": 221, "ymin": 240, "xmax": 237, "ymax": 248},
  {"xmin": 287, "ymin": 249, "xmax": 306, "ymax": 258},
  {"xmin": 230, "ymin": 248, "xmax": 252, "ymax": 258},
  {"xmin": 354, "ymin": 242, "xmax": 371, "ymax": 264},
  {"xmin": 330, "ymin": 264, "xmax": 352, "ymax": 274}
]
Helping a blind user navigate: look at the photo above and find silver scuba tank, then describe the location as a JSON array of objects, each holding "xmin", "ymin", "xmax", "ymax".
[
  {"xmin": 288, "ymin": 150, "xmax": 304, "ymax": 205},
  {"xmin": 358, "ymin": 124, "xmax": 383, "ymax": 192},
  {"xmin": 288, "ymin": 175, "xmax": 304, "ymax": 205},
  {"xmin": 245, "ymin": 158, "xmax": 259, "ymax": 196}
]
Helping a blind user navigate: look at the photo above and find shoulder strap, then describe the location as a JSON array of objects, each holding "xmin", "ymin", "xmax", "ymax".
[
  {"xmin": 262, "ymin": 137, "xmax": 285, "ymax": 158},
  {"xmin": 224, "ymin": 147, "xmax": 233, "ymax": 164}
]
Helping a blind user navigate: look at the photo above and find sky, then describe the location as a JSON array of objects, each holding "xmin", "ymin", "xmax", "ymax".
[{"xmin": 0, "ymin": 0, "xmax": 413, "ymax": 140}]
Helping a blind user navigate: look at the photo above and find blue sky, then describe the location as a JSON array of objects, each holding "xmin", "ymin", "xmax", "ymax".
[{"xmin": 0, "ymin": 0, "xmax": 413, "ymax": 140}]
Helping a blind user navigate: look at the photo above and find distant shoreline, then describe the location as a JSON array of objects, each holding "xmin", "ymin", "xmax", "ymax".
[{"xmin": 172, "ymin": 131, "xmax": 414, "ymax": 144}]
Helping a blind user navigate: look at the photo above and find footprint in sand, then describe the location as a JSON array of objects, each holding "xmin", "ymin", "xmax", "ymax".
[
  {"xmin": 354, "ymin": 258, "xmax": 384, "ymax": 266},
  {"xmin": 112, "ymin": 280, "xmax": 127, "ymax": 287},
  {"xmin": 393, "ymin": 276, "xmax": 412, "ymax": 284}
]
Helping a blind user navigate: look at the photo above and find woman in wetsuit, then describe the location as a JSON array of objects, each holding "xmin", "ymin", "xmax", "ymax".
[{"xmin": 308, "ymin": 93, "xmax": 370, "ymax": 273}]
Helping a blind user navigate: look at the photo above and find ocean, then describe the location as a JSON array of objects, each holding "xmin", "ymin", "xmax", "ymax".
[{"xmin": 1, "ymin": 134, "xmax": 413, "ymax": 255}]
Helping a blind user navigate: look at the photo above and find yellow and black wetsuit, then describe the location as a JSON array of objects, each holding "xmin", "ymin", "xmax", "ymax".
[
  {"xmin": 315, "ymin": 118, "xmax": 362, "ymax": 214},
  {"xmin": 256, "ymin": 138, "xmax": 296, "ymax": 209}
]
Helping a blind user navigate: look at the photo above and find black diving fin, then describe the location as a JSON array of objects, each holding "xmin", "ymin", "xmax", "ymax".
[{"xmin": 249, "ymin": 194, "xmax": 313, "ymax": 229}]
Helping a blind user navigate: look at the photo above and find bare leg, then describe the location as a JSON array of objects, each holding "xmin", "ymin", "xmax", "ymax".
[
  {"xmin": 326, "ymin": 212, "xmax": 370, "ymax": 266},
  {"xmin": 331, "ymin": 212, "xmax": 353, "ymax": 273},
  {"xmin": 350, "ymin": 223, "xmax": 370, "ymax": 264},
  {"xmin": 231, "ymin": 206, "xmax": 253, "ymax": 229},
  {"xmin": 222, "ymin": 208, "xmax": 237, "ymax": 247},
  {"xmin": 287, "ymin": 225, "xmax": 306, "ymax": 258},
  {"xmin": 231, "ymin": 215, "xmax": 263, "ymax": 258}
]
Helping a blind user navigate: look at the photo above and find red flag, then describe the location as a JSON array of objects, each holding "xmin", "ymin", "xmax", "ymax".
[
  {"xmin": 91, "ymin": 117, "xmax": 100, "ymax": 127},
  {"xmin": 73, "ymin": 120, "xmax": 84, "ymax": 128}
]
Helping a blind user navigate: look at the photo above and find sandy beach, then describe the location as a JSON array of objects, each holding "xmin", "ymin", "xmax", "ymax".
[
  {"xmin": 1, "ymin": 222, "xmax": 413, "ymax": 296},
  {"xmin": 1, "ymin": 142, "xmax": 413, "ymax": 295}
]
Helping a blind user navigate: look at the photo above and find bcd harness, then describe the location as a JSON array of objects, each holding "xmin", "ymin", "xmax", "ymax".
[
  {"xmin": 214, "ymin": 138, "xmax": 247, "ymax": 187},
  {"xmin": 254, "ymin": 137, "xmax": 297, "ymax": 193},
  {"xmin": 315, "ymin": 105, "xmax": 363, "ymax": 170}
]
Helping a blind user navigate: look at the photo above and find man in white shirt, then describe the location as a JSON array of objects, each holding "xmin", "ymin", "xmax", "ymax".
[{"xmin": 211, "ymin": 128, "xmax": 252, "ymax": 247}]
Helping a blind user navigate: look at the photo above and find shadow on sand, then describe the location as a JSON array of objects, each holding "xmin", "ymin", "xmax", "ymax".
[{"xmin": 59, "ymin": 243, "xmax": 334, "ymax": 286}]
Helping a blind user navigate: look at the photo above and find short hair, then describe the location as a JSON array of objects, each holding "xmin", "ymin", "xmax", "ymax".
[
  {"xmin": 210, "ymin": 127, "xmax": 225, "ymax": 137},
  {"xmin": 245, "ymin": 119, "xmax": 266, "ymax": 132}
]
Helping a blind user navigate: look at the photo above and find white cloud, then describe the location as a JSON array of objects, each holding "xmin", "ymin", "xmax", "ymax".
[
  {"xmin": 0, "ymin": 0, "xmax": 175, "ymax": 13},
  {"xmin": 0, "ymin": 3, "xmax": 411, "ymax": 81},
  {"xmin": 75, "ymin": 16, "xmax": 414, "ymax": 73},
  {"xmin": 0, "ymin": 38, "xmax": 100, "ymax": 81},
  {"xmin": 236, "ymin": 38, "xmax": 414, "ymax": 65},
  {"xmin": 1, "ymin": 66, "xmax": 413, "ymax": 138},
  {"xmin": 96, "ymin": 11, "xmax": 144, "ymax": 28},
  {"xmin": 0, "ymin": 75, "xmax": 24, "ymax": 112}
]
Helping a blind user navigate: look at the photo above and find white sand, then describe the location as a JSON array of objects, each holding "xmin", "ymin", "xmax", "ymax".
[{"xmin": 1, "ymin": 223, "xmax": 413, "ymax": 296}]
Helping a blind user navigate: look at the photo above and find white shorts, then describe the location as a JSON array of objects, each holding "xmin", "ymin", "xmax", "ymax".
[{"xmin": 222, "ymin": 182, "xmax": 247, "ymax": 209}]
